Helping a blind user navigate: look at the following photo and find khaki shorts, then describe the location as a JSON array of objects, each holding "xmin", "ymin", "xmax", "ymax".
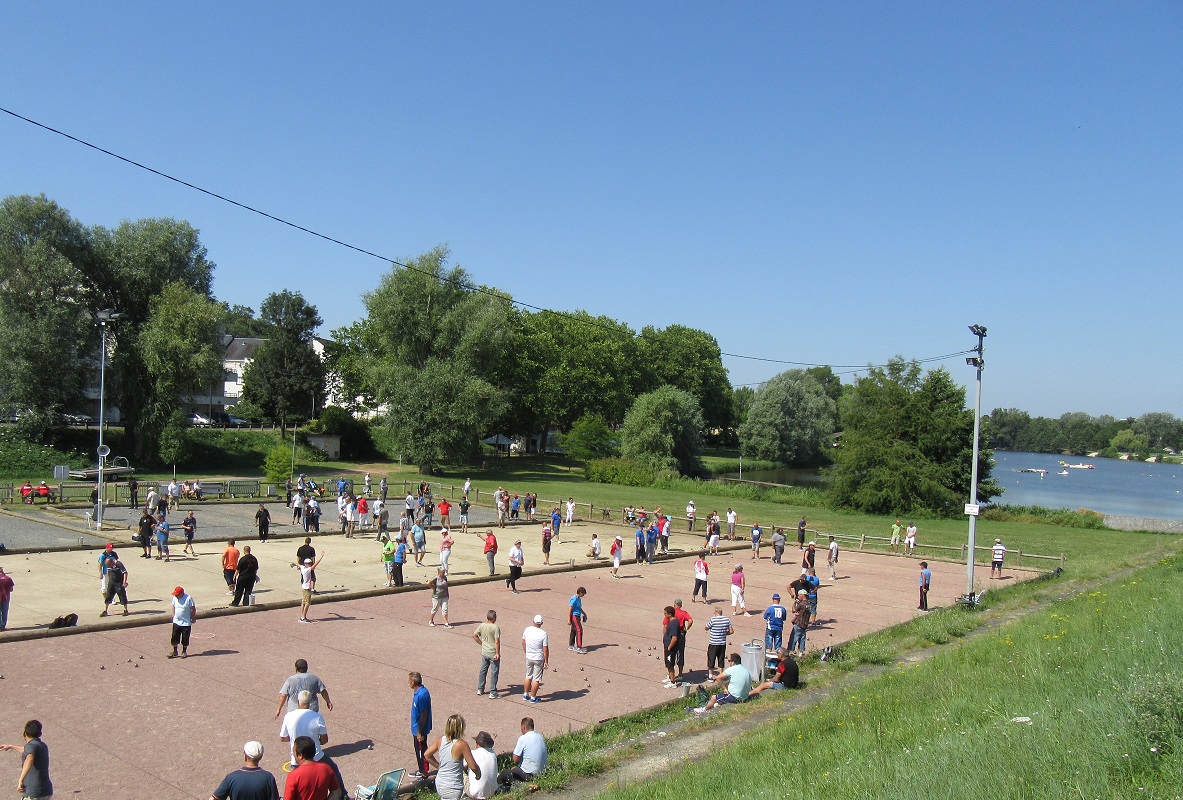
[
  {"xmin": 431, "ymin": 597, "xmax": 449, "ymax": 616},
  {"xmin": 301, "ymin": 589, "xmax": 312, "ymax": 604},
  {"xmin": 525, "ymin": 659, "xmax": 544, "ymax": 682}
]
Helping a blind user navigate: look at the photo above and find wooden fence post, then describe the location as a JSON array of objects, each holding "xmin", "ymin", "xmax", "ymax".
[{"xmin": 859, "ymin": 534, "xmax": 865, "ymax": 549}]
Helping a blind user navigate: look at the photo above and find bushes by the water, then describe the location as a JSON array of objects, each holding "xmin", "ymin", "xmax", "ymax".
[
  {"xmin": 584, "ymin": 458, "xmax": 656, "ymax": 487},
  {"xmin": 982, "ymin": 504, "xmax": 1109, "ymax": 529},
  {"xmin": 703, "ymin": 457, "xmax": 781, "ymax": 475}
]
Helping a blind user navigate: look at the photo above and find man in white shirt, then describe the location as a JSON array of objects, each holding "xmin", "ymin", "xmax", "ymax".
[
  {"xmin": 991, "ymin": 538, "xmax": 1007, "ymax": 579},
  {"xmin": 565, "ymin": 498, "xmax": 575, "ymax": 526},
  {"xmin": 827, "ymin": 535, "xmax": 840, "ymax": 581},
  {"xmin": 467, "ymin": 731, "xmax": 498, "ymax": 799},
  {"xmin": 521, "ymin": 616, "xmax": 549, "ymax": 703},
  {"xmin": 686, "ymin": 501, "xmax": 697, "ymax": 532},
  {"xmin": 169, "ymin": 585, "xmax": 196, "ymax": 658},
  {"xmin": 725, "ymin": 508, "xmax": 738, "ymax": 540},
  {"xmin": 905, "ymin": 522, "xmax": 918, "ymax": 556},
  {"xmin": 279, "ymin": 689, "xmax": 346, "ymax": 790}
]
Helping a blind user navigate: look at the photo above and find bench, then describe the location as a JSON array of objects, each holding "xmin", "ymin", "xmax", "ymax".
[
  {"xmin": 955, "ymin": 588, "xmax": 987, "ymax": 609},
  {"xmin": 228, "ymin": 479, "xmax": 260, "ymax": 498},
  {"xmin": 201, "ymin": 482, "xmax": 227, "ymax": 499}
]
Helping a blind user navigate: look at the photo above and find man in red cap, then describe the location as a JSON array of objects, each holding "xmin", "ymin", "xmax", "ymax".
[{"xmin": 169, "ymin": 586, "xmax": 196, "ymax": 658}]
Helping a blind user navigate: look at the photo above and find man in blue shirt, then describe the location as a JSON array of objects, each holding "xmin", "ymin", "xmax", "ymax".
[
  {"xmin": 919, "ymin": 561, "xmax": 932, "ymax": 611},
  {"xmin": 693, "ymin": 653, "xmax": 753, "ymax": 714},
  {"xmin": 408, "ymin": 672, "xmax": 432, "ymax": 779},
  {"xmin": 634, "ymin": 526, "xmax": 645, "ymax": 564},
  {"xmin": 209, "ymin": 740, "xmax": 279, "ymax": 800},
  {"xmin": 498, "ymin": 717, "xmax": 548, "ymax": 790},
  {"xmin": 762, "ymin": 593, "xmax": 787, "ymax": 652},
  {"xmin": 568, "ymin": 587, "xmax": 587, "ymax": 653},
  {"xmin": 750, "ymin": 524, "xmax": 764, "ymax": 560},
  {"xmin": 645, "ymin": 524, "xmax": 658, "ymax": 564},
  {"xmin": 805, "ymin": 568, "xmax": 820, "ymax": 623},
  {"xmin": 551, "ymin": 507, "xmax": 562, "ymax": 540},
  {"xmin": 392, "ymin": 536, "xmax": 407, "ymax": 587}
]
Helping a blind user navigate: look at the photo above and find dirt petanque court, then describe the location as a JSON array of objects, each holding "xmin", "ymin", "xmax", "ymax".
[{"xmin": 0, "ymin": 505, "xmax": 1029, "ymax": 797}]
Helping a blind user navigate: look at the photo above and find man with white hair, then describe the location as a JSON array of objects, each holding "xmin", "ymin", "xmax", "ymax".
[
  {"xmin": 209, "ymin": 740, "xmax": 279, "ymax": 800},
  {"xmin": 279, "ymin": 692, "xmax": 346, "ymax": 793}
]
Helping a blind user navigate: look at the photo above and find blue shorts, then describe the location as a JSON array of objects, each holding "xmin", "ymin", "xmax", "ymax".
[
  {"xmin": 769, "ymin": 682, "xmax": 786, "ymax": 691},
  {"xmin": 716, "ymin": 693, "xmax": 743, "ymax": 705}
]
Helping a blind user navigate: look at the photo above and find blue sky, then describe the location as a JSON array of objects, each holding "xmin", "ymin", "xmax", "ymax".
[{"xmin": 3, "ymin": 3, "xmax": 1180, "ymax": 418}]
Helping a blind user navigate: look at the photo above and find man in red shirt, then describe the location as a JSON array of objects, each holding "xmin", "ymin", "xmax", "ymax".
[
  {"xmin": 438, "ymin": 499, "xmax": 452, "ymax": 529},
  {"xmin": 483, "ymin": 530, "xmax": 498, "ymax": 576},
  {"xmin": 671, "ymin": 599, "xmax": 694, "ymax": 680},
  {"xmin": 283, "ymin": 737, "xmax": 340, "ymax": 800}
]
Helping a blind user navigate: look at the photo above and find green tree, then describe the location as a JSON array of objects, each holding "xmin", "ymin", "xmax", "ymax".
[
  {"xmin": 220, "ymin": 302, "xmax": 270, "ymax": 338},
  {"xmin": 137, "ymin": 283, "xmax": 227, "ymax": 462},
  {"xmin": 0, "ymin": 195, "xmax": 96, "ymax": 440},
  {"xmin": 1110, "ymin": 428, "xmax": 1149, "ymax": 456},
  {"xmin": 830, "ymin": 358, "xmax": 998, "ymax": 516},
  {"xmin": 558, "ymin": 415, "xmax": 619, "ymax": 461},
  {"xmin": 361, "ymin": 246, "xmax": 515, "ymax": 472},
  {"xmin": 241, "ymin": 290, "xmax": 325, "ymax": 431},
  {"xmin": 984, "ymin": 408, "xmax": 1032, "ymax": 450},
  {"xmin": 738, "ymin": 370, "xmax": 835, "ymax": 466},
  {"xmin": 91, "ymin": 217, "xmax": 216, "ymax": 460},
  {"xmin": 1134, "ymin": 412, "xmax": 1183, "ymax": 451},
  {"xmin": 619, "ymin": 386, "xmax": 706, "ymax": 476},
  {"xmin": 637, "ymin": 324, "xmax": 733, "ymax": 432}
]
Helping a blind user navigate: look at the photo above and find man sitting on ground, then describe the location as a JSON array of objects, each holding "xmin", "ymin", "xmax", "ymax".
[
  {"xmin": 497, "ymin": 717, "xmax": 547, "ymax": 790},
  {"xmin": 750, "ymin": 647, "xmax": 800, "ymax": 696},
  {"xmin": 692, "ymin": 652, "xmax": 752, "ymax": 714}
]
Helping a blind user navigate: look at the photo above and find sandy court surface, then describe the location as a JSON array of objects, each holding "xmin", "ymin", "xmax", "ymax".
[{"xmin": 0, "ymin": 530, "xmax": 999, "ymax": 798}]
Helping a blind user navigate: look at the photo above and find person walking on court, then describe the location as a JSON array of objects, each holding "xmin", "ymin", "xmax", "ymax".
[
  {"xmin": 276, "ymin": 659, "xmax": 333, "ymax": 717},
  {"xmin": 522, "ymin": 615, "xmax": 549, "ymax": 703},
  {"xmin": 506, "ymin": 540, "xmax": 524, "ymax": 593},
  {"xmin": 730, "ymin": 565, "xmax": 748, "ymax": 616},
  {"xmin": 255, "ymin": 503, "xmax": 271, "ymax": 543},
  {"xmin": 429, "ymin": 567, "xmax": 451, "ymax": 628},
  {"xmin": 692, "ymin": 552, "xmax": 709, "ymax": 602},
  {"xmin": 222, "ymin": 539, "xmax": 240, "ymax": 596},
  {"xmin": 827, "ymin": 535, "xmax": 840, "ymax": 580},
  {"xmin": 231, "ymin": 546, "xmax": 259, "ymax": 606},
  {"xmin": 610, "ymin": 535, "xmax": 623, "ymax": 578},
  {"xmin": 169, "ymin": 585, "xmax": 196, "ymax": 658}
]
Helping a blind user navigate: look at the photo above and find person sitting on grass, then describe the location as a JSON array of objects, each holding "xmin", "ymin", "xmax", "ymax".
[
  {"xmin": 497, "ymin": 717, "xmax": 547, "ymax": 791},
  {"xmin": 692, "ymin": 652, "xmax": 752, "ymax": 714},
  {"xmin": 749, "ymin": 647, "xmax": 799, "ymax": 696}
]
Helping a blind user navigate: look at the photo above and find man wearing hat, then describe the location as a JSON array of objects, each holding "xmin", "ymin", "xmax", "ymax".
[
  {"xmin": 610, "ymin": 534, "xmax": 623, "ymax": 578},
  {"xmin": 788, "ymin": 589, "xmax": 809, "ymax": 656},
  {"xmin": 467, "ymin": 731, "xmax": 498, "ymax": 799},
  {"xmin": 208, "ymin": 740, "xmax": 278, "ymax": 800},
  {"xmin": 521, "ymin": 615, "xmax": 549, "ymax": 703},
  {"xmin": 991, "ymin": 538, "xmax": 1007, "ymax": 579},
  {"xmin": 298, "ymin": 552, "xmax": 325, "ymax": 623},
  {"xmin": 762, "ymin": 592, "xmax": 787, "ymax": 652},
  {"xmin": 169, "ymin": 586, "xmax": 196, "ymax": 658}
]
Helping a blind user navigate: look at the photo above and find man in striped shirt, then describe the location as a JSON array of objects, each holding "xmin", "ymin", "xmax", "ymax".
[
  {"xmin": 704, "ymin": 607, "xmax": 733, "ymax": 672},
  {"xmin": 990, "ymin": 539, "xmax": 1007, "ymax": 579}
]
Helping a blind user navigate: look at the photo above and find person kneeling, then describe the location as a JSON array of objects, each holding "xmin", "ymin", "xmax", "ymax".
[
  {"xmin": 497, "ymin": 717, "xmax": 547, "ymax": 790},
  {"xmin": 692, "ymin": 652, "xmax": 752, "ymax": 714}
]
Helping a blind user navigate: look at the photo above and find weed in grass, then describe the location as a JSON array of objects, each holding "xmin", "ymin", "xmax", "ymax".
[
  {"xmin": 1130, "ymin": 673, "xmax": 1183, "ymax": 755},
  {"xmin": 840, "ymin": 633, "xmax": 895, "ymax": 666}
]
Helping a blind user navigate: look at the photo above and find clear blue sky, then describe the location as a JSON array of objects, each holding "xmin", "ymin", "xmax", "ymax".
[{"xmin": 3, "ymin": 3, "xmax": 1180, "ymax": 418}]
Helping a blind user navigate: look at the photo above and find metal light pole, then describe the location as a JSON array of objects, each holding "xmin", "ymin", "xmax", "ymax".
[
  {"xmin": 963, "ymin": 324, "xmax": 987, "ymax": 600},
  {"xmin": 94, "ymin": 310, "xmax": 125, "ymax": 529}
]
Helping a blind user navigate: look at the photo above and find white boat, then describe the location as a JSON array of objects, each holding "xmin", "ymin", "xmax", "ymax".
[
  {"xmin": 1058, "ymin": 461, "xmax": 1095, "ymax": 470},
  {"xmin": 1016, "ymin": 468, "xmax": 1048, "ymax": 476},
  {"xmin": 1058, "ymin": 470, "xmax": 1070, "ymax": 476}
]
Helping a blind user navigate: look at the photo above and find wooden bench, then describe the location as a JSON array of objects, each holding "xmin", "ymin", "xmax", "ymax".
[{"xmin": 201, "ymin": 482, "xmax": 227, "ymax": 499}]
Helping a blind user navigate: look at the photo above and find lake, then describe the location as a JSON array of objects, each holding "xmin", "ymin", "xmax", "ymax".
[{"xmin": 726, "ymin": 451, "xmax": 1183, "ymax": 521}]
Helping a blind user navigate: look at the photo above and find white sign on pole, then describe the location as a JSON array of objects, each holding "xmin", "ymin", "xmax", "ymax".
[{"xmin": 964, "ymin": 503, "xmax": 980, "ymax": 516}]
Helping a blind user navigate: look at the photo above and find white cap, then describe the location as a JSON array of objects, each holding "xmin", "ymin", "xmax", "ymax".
[
  {"xmin": 533, "ymin": 614, "xmax": 544, "ymax": 624},
  {"xmin": 244, "ymin": 741, "xmax": 264, "ymax": 759}
]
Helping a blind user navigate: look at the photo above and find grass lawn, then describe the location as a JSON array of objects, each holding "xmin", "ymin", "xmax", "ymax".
[{"xmin": 591, "ymin": 554, "xmax": 1183, "ymax": 799}]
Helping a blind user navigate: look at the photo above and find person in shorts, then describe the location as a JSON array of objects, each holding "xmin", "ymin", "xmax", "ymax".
[
  {"xmin": 522, "ymin": 615, "xmax": 548, "ymax": 703},
  {"xmin": 750, "ymin": 647, "xmax": 799, "ymax": 695},
  {"xmin": 299, "ymin": 553, "xmax": 324, "ymax": 623},
  {"xmin": 153, "ymin": 514, "xmax": 171, "ymax": 561},
  {"xmin": 750, "ymin": 523, "xmax": 763, "ymax": 559},
  {"xmin": 905, "ymin": 522, "xmax": 918, "ymax": 556},
  {"xmin": 890, "ymin": 519, "xmax": 903, "ymax": 554},
  {"xmin": 458, "ymin": 498, "xmax": 470, "ymax": 533},
  {"xmin": 181, "ymin": 510, "xmax": 197, "ymax": 557},
  {"xmin": 692, "ymin": 652, "xmax": 752, "ymax": 713},
  {"xmin": 429, "ymin": 567, "xmax": 450, "ymax": 628},
  {"xmin": 692, "ymin": 552, "xmax": 709, "ymax": 602},
  {"xmin": 137, "ymin": 510, "xmax": 155, "ymax": 558},
  {"xmin": 100, "ymin": 554, "xmax": 129, "ymax": 617},
  {"xmin": 610, "ymin": 535, "xmax": 623, "ymax": 578},
  {"xmin": 991, "ymin": 538, "xmax": 1007, "ymax": 579},
  {"xmin": 412, "ymin": 522, "xmax": 427, "ymax": 566}
]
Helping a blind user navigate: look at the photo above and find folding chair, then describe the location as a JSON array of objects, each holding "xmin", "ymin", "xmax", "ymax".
[{"xmin": 356, "ymin": 768, "xmax": 404, "ymax": 800}]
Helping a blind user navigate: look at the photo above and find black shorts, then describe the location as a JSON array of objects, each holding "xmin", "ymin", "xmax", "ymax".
[{"xmin": 542, "ymin": 539, "xmax": 552, "ymax": 553}]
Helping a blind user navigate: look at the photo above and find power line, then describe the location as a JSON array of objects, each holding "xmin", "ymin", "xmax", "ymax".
[{"xmin": 1, "ymin": 104, "xmax": 974, "ymax": 378}]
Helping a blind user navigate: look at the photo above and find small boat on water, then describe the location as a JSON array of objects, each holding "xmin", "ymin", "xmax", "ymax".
[
  {"xmin": 1016, "ymin": 468, "xmax": 1048, "ymax": 477},
  {"xmin": 1059, "ymin": 461, "xmax": 1096, "ymax": 469},
  {"xmin": 1058, "ymin": 470, "xmax": 1070, "ymax": 476}
]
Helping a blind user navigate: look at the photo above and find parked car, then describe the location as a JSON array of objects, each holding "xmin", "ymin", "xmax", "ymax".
[
  {"xmin": 61, "ymin": 413, "xmax": 94, "ymax": 425},
  {"xmin": 210, "ymin": 411, "xmax": 248, "ymax": 427},
  {"xmin": 182, "ymin": 412, "xmax": 213, "ymax": 427}
]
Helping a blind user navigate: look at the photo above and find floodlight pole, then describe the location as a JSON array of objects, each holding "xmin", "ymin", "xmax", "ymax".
[
  {"xmin": 963, "ymin": 325, "xmax": 987, "ymax": 600},
  {"xmin": 94, "ymin": 310, "xmax": 124, "ymax": 529}
]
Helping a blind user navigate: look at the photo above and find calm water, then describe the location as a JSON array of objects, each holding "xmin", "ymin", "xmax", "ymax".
[{"xmin": 727, "ymin": 451, "xmax": 1183, "ymax": 521}]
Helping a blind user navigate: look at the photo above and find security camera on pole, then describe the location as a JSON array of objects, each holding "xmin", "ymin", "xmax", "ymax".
[{"xmin": 962, "ymin": 324, "xmax": 987, "ymax": 601}]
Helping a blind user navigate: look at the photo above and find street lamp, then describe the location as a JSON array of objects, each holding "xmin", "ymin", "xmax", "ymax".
[
  {"xmin": 963, "ymin": 324, "xmax": 987, "ymax": 601},
  {"xmin": 94, "ymin": 309, "xmax": 125, "ymax": 529}
]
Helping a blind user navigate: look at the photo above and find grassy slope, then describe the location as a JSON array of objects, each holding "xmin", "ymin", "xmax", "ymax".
[{"xmin": 593, "ymin": 556, "xmax": 1183, "ymax": 799}]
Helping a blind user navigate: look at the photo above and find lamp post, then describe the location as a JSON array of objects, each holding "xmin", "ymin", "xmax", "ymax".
[
  {"xmin": 94, "ymin": 309, "xmax": 125, "ymax": 530},
  {"xmin": 963, "ymin": 324, "xmax": 987, "ymax": 600}
]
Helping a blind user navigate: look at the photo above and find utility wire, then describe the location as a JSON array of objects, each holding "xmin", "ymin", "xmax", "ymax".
[{"xmin": 1, "ymin": 105, "xmax": 974, "ymax": 376}]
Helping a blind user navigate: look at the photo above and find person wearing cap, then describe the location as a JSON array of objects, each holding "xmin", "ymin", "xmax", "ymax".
[
  {"xmin": 298, "ymin": 551, "xmax": 325, "ymax": 623},
  {"xmin": 169, "ymin": 586, "xmax": 196, "ymax": 658},
  {"xmin": 991, "ymin": 538, "xmax": 1007, "ymax": 579},
  {"xmin": 97, "ymin": 542, "xmax": 119, "ymax": 589},
  {"xmin": 439, "ymin": 528, "xmax": 454, "ymax": 574},
  {"xmin": 209, "ymin": 740, "xmax": 278, "ymax": 800},
  {"xmin": 609, "ymin": 535, "xmax": 623, "ymax": 578},
  {"xmin": 276, "ymin": 659, "xmax": 333, "ymax": 717},
  {"xmin": 467, "ymin": 730, "xmax": 498, "ymax": 799},
  {"xmin": 788, "ymin": 589, "xmax": 809, "ymax": 656},
  {"xmin": 750, "ymin": 647, "xmax": 799, "ymax": 696},
  {"xmin": 100, "ymin": 553, "xmax": 130, "ymax": 617},
  {"xmin": 762, "ymin": 593, "xmax": 787, "ymax": 652},
  {"xmin": 801, "ymin": 541, "xmax": 817, "ymax": 571},
  {"xmin": 729, "ymin": 565, "xmax": 748, "ymax": 616},
  {"xmin": 685, "ymin": 500, "xmax": 696, "ymax": 532},
  {"xmin": 521, "ymin": 615, "xmax": 549, "ymax": 703},
  {"xmin": 506, "ymin": 540, "xmax": 524, "ymax": 593}
]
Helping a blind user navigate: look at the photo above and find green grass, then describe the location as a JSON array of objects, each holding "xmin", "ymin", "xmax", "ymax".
[{"xmin": 592, "ymin": 556, "xmax": 1183, "ymax": 799}]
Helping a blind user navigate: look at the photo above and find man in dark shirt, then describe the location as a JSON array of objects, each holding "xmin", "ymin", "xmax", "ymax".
[
  {"xmin": 232, "ymin": 546, "xmax": 260, "ymax": 607},
  {"xmin": 661, "ymin": 606, "xmax": 681, "ymax": 687},
  {"xmin": 138, "ymin": 511, "xmax": 156, "ymax": 558},
  {"xmin": 296, "ymin": 539, "xmax": 316, "ymax": 594},
  {"xmin": 0, "ymin": 719, "xmax": 53, "ymax": 800},
  {"xmin": 210, "ymin": 740, "xmax": 279, "ymax": 800},
  {"xmin": 255, "ymin": 504, "xmax": 271, "ymax": 542}
]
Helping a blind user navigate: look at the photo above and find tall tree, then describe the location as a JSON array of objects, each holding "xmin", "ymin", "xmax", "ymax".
[
  {"xmin": 137, "ymin": 283, "xmax": 226, "ymax": 461},
  {"xmin": 241, "ymin": 290, "xmax": 326, "ymax": 430},
  {"xmin": 738, "ymin": 370, "xmax": 836, "ymax": 466},
  {"xmin": 362, "ymin": 246, "xmax": 514, "ymax": 472},
  {"xmin": 619, "ymin": 386, "xmax": 706, "ymax": 476},
  {"xmin": 0, "ymin": 195, "xmax": 96, "ymax": 440},
  {"xmin": 1134, "ymin": 412, "xmax": 1183, "ymax": 451},
  {"xmin": 637, "ymin": 324, "xmax": 733, "ymax": 432},
  {"xmin": 220, "ymin": 302, "xmax": 271, "ymax": 338},
  {"xmin": 830, "ymin": 358, "xmax": 998, "ymax": 516},
  {"xmin": 91, "ymin": 218, "xmax": 216, "ymax": 459}
]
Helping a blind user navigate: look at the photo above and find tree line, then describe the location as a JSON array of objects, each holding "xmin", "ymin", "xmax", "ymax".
[{"xmin": 985, "ymin": 409, "xmax": 1183, "ymax": 458}]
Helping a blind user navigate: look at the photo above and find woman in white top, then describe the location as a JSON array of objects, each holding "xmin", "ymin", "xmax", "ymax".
[{"xmin": 425, "ymin": 714, "xmax": 481, "ymax": 800}]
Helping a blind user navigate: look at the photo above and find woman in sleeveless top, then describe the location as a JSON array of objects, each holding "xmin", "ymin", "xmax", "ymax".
[{"xmin": 425, "ymin": 714, "xmax": 482, "ymax": 800}]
